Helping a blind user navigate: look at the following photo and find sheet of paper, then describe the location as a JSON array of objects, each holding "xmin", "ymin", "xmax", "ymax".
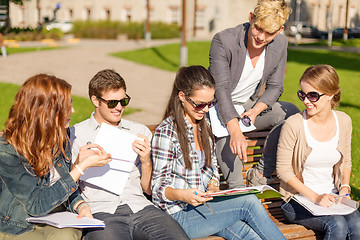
[
  {"xmin": 27, "ymin": 212, "xmax": 105, "ymax": 228},
  {"xmin": 209, "ymin": 104, "xmax": 256, "ymax": 138},
  {"xmin": 80, "ymin": 123, "xmax": 141, "ymax": 195},
  {"xmin": 293, "ymin": 194, "xmax": 357, "ymax": 216}
]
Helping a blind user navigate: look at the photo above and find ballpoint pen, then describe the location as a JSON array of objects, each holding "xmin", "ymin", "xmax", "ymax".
[
  {"xmin": 194, "ymin": 191, "xmax": 215, "ymax": 214},
  {"xmin": 335, "ymin": 193, "xmax": 350, "ymax": 200}
]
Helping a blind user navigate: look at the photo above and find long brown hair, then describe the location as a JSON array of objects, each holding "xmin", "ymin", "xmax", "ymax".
[
  {"xmin": 163, "ymin": 65, "xmax": 215, "ymax": 170},
  {"xmin": 3, "ymin": 74, "xmax": 72, "ymax": 177}
]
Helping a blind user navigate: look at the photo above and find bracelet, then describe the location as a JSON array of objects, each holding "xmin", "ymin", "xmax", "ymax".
[
  {"xmin": 208, "ymin": 179, "xmax": 220, "ymax": 187},
  {"xmin": 75, "ymin": 164, "xmax": 84, "ymax": 175},
  {"xmin": 340, "ymin": 184, "xmax": 351, "ymax": 192},
  {"xmin": 75, "ymin": 201, "xmax": 86, "ymax": 213}
]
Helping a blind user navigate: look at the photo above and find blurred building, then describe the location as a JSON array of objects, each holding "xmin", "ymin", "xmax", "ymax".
[{"xmin": 7, "ymin": 0, "xmax": 360, "ymax": 39}]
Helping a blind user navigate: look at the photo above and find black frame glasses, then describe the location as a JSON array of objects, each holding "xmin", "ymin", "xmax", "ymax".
[
  {"xmin": 185, "ymin": 96, "xmax": 217, "ymax": 111},
  {"xmin": 97, "ymin": 94, "xmax": 131, "ymax": 108},
  {"xmin": 297, "ymin": 90, "xmax": 325, "ymax": 103}
]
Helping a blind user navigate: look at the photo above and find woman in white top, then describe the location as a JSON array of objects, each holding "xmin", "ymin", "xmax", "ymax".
[{"xmin": 276, "ymin": 65, "xmax": 360, "ymax": 239}]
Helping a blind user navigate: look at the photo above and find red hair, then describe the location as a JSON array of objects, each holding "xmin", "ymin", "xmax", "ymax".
[{"xmin": 4, "ymin": 74, "xmax": 72, "ymax": 177}]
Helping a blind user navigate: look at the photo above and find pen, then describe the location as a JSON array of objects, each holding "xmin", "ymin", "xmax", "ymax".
[
  {"xmin": 335, "ymin": 193, "xmax": 350, "ymax": 200},
  {"xmin": 194, "ymin": 191, "xmax": 215, "ymax": 214}
]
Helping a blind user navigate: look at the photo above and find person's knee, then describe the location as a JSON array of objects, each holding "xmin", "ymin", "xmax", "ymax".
[
  {"xmin": 326, "ymin": 217, "xmax": 347, "ymax": 239},
  {"xmin": 47, "ymin": 227, "xmax": 82, "ymax": 240},
  {"xmin": 281, "ymin": 101, "xmax": 300, "ymax": 119}
]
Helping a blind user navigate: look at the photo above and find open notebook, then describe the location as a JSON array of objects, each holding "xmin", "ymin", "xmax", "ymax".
[{"xmin": 27, "ymin": 212, "xmax": 105, "ymax": 229}]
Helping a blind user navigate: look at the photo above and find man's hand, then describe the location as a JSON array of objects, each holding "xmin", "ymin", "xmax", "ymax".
[
  {"xmin": 226, "ymin": 118, "xmax": 248, "ymax": 162},
  {"xmin": 132, "ymin": 134, "xmax": 151, "ymax": 165}
]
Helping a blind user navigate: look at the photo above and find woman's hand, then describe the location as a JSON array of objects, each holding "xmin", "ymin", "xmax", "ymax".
[
  {"xmin": 77, "ymin": 203, "xmax": 93, "ymax": 219},
  {"xmin": 315, "ymin": 194, "xmax": 336, "ymax": 207},
  {"xmin": 182, "ymin": 188, "xmax": 213, "ymax": 207},
  {"xmin": 336, "ymin": 187, "xmax": 351, "ymax": 204},
  {"xmin": 207, "ymin": 185, "xmax": 220, "ymax": 193},
  {"xmin": 132, "ymin": 134, "xmax": 151, "ymax": 165},
  {"xmin": 76, "ymin": 144, "xmax": 111, "ymax": 171},
  {"xmin": 75, "ymin": 143, "xmax": 105, "ymax": 164}
]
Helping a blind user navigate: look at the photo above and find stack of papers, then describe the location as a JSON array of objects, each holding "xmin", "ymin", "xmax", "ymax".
[
  {"xmin": 80, "ymin": 123, "xmax": 142, "ymax": 195},
  {"xmin": 27, "ymin": 212, "xmax": 105, "ymax": 228}
]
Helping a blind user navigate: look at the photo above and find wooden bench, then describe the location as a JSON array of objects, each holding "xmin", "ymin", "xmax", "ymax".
[{"xmin": 147, "ymin": 125, "xmax": 323, "ymax": 240}]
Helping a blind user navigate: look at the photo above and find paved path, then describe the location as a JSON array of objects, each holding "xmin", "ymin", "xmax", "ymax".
[{"xmin": 0, "ymin": 39, "xmax": 179, "ymax": 125}]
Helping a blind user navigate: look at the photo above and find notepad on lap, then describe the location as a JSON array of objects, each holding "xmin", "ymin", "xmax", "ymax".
[
  {"xmin": 293, "ymin": 194, "xmax": 359, "ymax": 216},
  {"xmin": 27, "ymin": 212, "xmax": 105, "ymax": 228}
]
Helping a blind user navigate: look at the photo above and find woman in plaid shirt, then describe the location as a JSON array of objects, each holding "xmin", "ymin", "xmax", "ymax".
[{"xmin": 151, "ymin": 65, "xmax": 286, "ymax": 239}]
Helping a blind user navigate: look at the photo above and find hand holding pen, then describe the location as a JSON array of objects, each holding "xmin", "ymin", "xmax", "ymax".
[{"xmin": 194, "ymin": 191, "xmax": 215, "ymax": 214}]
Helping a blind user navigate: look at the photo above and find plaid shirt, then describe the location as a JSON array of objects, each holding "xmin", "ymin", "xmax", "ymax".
[{"xmin": 151, "ymin": 116, "xmax": 220, "ymax": 215}]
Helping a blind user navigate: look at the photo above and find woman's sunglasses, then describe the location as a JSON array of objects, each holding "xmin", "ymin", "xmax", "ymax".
[
  {"xmin": 185, "ymin": 96, "xmax": 217, "ymax": 111},
  {"xmin": 97, "ymin": 94, "xmax": 131, "ymax": 108},
  {"xmin": 297, "ymin": 90, "xmax": 325, "ymax": 103}
]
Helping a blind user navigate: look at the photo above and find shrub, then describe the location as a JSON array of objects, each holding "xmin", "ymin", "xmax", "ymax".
[
  {"xmin": 72, "ymin": 20, "xmax": 180, "ymax": 39},
  {"xmin": 1, "ymin": 27, "xmax": 63, "ymax": 41}
]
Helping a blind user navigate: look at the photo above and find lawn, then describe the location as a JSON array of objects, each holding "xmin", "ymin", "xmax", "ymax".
[
  {"xmin": 0, "ymin": 82, "xmax": 138, "ymax": 129},
  {"xmin": 2, "ymin": 46, "xmax": 62, "ymax": 56},
  {"xmin": 111, "ymin": 41, "xmax": 360, "ymax": 200}
]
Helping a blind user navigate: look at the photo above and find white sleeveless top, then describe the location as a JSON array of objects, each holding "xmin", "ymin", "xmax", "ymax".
[{"xmin": 302, "ymin": 111, "xmax": 341, "ymax": 194}]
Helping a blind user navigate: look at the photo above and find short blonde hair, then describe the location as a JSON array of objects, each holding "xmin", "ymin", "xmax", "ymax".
[{"xmin": 252, "ymin": 0, "xmax": 292, "ymax": 33}]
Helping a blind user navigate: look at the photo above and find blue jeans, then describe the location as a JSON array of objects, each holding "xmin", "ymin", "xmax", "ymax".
[
  {"xmin": 172, "ymin": 194, "xmax": 286, "ymax": 240},
  {"xmin": 84, "ymin": 204, "xmax": 190, "ymax": 240},
  {"xmin": 281, "ymin": 200, "xmax": 360, "ymax": 240}
]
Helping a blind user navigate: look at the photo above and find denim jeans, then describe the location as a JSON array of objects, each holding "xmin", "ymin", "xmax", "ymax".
[
  {"xmin": 84, "ymin": 204, "xmax": 189, "ymax": 240},
  {"xmin": 215, "ymin": 100, "xmax": 300, "ymax": 188},
  {"xmin": 172, "ymin": 194, "xmax": 286, "ymax": 240},
  {"xmin": 281, "ymin": 200, "xmax": 360, "ymax": 240}
]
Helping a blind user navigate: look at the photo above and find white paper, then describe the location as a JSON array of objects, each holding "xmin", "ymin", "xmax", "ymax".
[
  {"xmin": 80, "ymin": 123, "xmax": 142, "ymax": 195},
  {"xmin": 27, "ymin": 212, "xmax": 105, "ymax": 228},
  {"xmin": 293, "ymin": 194, "xmax": 358, "ymax": 216},
  {"xmin": 209, "ymin": 104, "xmax": 256, "ymax": 137}
]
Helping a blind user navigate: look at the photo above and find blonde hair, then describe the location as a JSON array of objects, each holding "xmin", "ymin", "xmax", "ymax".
[
  {"xmin": 252, "ymin": 0, "xmax": 292, "ymax": 33},
  {"xmin": 300, "ymin": 65, "xmax": 341, "ymax": 109}
]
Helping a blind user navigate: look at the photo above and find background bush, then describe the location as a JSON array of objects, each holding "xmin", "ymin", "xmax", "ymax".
[
  {"xmin": 72, "ymin": 20, "xmax": 180, "ymax": 39},
  {"xmin": 0, "ymin": 27, "xmax": 63, "ymax": 41}
]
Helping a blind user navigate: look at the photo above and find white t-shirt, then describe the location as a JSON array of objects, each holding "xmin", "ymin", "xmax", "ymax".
[
  {"xmin": 231, "ymin": 49, "xmax": 265, "ymax": 103},
  {"xmin": 302, "ymin": 111, "xmax": 341, "ymax": 195}
]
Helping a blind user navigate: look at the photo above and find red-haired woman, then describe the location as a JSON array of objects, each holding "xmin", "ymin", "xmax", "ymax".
[{"xmin": 0, "ymin": 74, "xmax": 111, "ymax": 239}]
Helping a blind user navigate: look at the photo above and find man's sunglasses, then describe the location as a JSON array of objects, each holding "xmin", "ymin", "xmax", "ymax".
[
  {"xmin": 185, "ymin": 96, "xmax": 217, "ymax": 111},
  {"xmin": 97, "ymin": 94, "xmax": 131, "ymax": 108},
  {"xmin": 297, "ymin": 90, "xmax": 325, "ymax": 103}
]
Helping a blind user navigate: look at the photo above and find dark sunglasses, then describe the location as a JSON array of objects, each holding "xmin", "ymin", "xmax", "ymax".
[
  {"xmin": 240, "ymin": 115, "xmax": 251, "ymax": 127},
  {"xmin": 297, "ymin": 90, "xmax": 325, "ymax": 103},
  {"xmin": 185, "ymin": 96, "xmax": 217, "ymax": 111},
  {"xmin": 97, "ymin": 94, "xmax": 131, "ymax": 108}
]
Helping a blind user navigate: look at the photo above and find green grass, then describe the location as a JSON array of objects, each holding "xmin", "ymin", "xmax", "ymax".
[
  {"xmin": 110, "ymin": 41, "xmax": 211, "ymax": 71},
  {"xmin": 111, "ymin": 41, "xmax": 360, "ymax": 200},
  {"xmin": 294, "ymin": 38, "xmax": 360, "ymax": 47},
  {"xmin": 0, "ymin": 82, "xmax": 139, "ymax": 129},
  {"xmin": 1, "ymin": 46, "xmax": 62, "ymax": 56}
]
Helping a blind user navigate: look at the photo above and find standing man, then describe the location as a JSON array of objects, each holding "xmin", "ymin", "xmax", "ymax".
[
  {"xmin": 209, "ymin": 0, "xmax": 299, "ymax": 188},
  {"xmin": 70, "ymin": 69, "xmax": 189, "ymax": 240}
]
